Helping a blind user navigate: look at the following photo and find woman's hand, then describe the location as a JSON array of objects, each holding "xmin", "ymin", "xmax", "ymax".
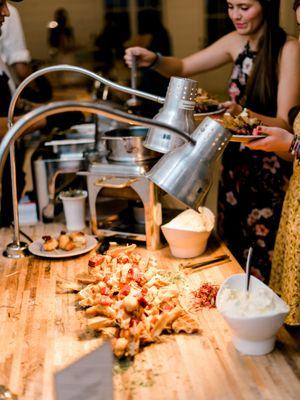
[
  {"xmin": 124, "ymin": 47, "xmax": 157, "ymax": 68},
  {"xmin": 221, "ymin": 101, "xmax": 243, "ymax": 116},
  {"xmin": 245, "ymin": 125, "xmax": 294, "ymax": 153}
]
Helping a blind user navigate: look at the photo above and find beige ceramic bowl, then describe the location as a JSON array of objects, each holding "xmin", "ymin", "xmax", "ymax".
[{"xmin": 161, "ymin": 207, "xmax": 215, "ymax": 258}]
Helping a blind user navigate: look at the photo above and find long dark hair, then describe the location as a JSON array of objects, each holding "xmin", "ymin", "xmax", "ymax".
[{"xmin": 245, "ymin": 0, "xmax": 287, "ymax": 115}]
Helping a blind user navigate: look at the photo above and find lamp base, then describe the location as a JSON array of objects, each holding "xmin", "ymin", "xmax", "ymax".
[{"xmin": 3, "ymin": 241, "xmax": 29, "ymax": 258}]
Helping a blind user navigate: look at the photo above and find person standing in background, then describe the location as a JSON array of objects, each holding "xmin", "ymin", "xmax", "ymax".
[
  {"xmin": 48, "ymin": 8, "xmax": 75, "ymax": 56},
  {"xmin": 0, "ymin": 1, "xmax": 52, "ymax": 102},
  {"xmin": 0, "ymin": 0, "xmax": 26, "ymax": 226},
  {"xmin": 0, "ymin": 1, "xmax": 30, "ymax": 82}
]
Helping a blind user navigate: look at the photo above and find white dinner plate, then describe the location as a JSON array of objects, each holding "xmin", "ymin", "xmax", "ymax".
[
  {"xmin": 28, "ymin": 235, "xmax": 98, "ymax": 258},
  {"xmin": 230, "ymin": 134, "xmax": 267, "ymax": 143},
  {"xmin": 194, "ymin": 108, "xmax": 226, "ymax": 117}
]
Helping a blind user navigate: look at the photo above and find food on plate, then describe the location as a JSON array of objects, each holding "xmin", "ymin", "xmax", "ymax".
[
  {"xmin": 194, "ymin": 88, "xmax": 220, "ymax": 114},
  {"xmin": 74, "ymin": 244, "xmax": 201, "ymax": 358},
  {"xmin": 58, "ymin": 231, "xmax": 76, "ymax": 251},
  {"xmin": 42, "ymin": 231, "xmax": 87, "ymax": 252},
  {"xmin": 217, "ymin": 285, "xmax": 287, "ymax": 317},
  {"xmin": 221, "ymin": 109, "xmax": 262, "ymax": 135},
  {"xmin": 42, "ymin": 235, "xmax": 59, "ymax": 251},
  {"xmin": 69, "ymin": 231, "xmax": 87, "ymax": 248}
]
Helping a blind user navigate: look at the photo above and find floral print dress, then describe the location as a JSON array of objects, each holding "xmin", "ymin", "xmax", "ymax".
[
  {"xmin": 270, "ymin": 112, "xmax": 300, "ymax": 325},
  {"xmin": 218, "ymin": 43, "xmax": 292, "ymax": 282}
]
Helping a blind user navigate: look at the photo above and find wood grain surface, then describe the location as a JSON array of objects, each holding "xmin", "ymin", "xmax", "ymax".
[{"xmin": 0, "ymin": 223, "xmax": 299, "ymax": 400}]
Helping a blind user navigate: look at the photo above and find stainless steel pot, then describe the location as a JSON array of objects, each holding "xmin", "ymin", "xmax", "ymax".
[{"xmin": 103, "ymin": 127, "xmax": 160, "ymax": 163}]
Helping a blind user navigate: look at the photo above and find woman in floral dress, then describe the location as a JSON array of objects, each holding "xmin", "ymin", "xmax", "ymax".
[
  {"xmin": 217, "ymin": 39, "xmax": 294, "ymax": 282},
  {"xmin": 247, "ymin": 110, "xmax": 300, "ymax": 324},
  {"xmin": 244, "ymin": 0, "xmax": 300, "ymax": 325}
]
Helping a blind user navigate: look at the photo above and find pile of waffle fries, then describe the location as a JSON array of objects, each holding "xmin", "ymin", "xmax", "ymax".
[{"xmin": 66, "ymin": 244, "xmax": 200, "ymax": 358}]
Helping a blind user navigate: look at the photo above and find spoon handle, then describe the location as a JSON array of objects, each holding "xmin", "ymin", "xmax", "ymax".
[
  {"xmin": 131, "ymin": 55, "xmax": 137, "ymax": 99},
  {"xmin": 245, "ymin": 247, "xmax": 253, "ymax": 291}
]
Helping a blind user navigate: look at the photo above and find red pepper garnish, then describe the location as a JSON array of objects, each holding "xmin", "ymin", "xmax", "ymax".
[{"xmin": 193, "ymin": 282, "xmax": 219, "ymax": 309}]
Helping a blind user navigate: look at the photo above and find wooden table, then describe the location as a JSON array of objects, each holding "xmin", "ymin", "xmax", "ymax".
[{"xmin": 0, "ymin": 223, "xmax": 299, "ymax": 400}]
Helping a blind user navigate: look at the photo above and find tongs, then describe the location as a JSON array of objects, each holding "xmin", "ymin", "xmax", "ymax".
[{"xmin": 181, "ymin": 254, "xmax": 230, "ymax": 270}]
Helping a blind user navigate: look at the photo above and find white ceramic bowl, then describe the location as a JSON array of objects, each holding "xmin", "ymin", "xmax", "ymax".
[
  {"xmin": 216, "ymin": 274, "xmax": 289, "ymax": 356},
  {"xmin": 161, "ymin": 225, "xmax": 212, "ymax": 258},
  {"xmin": 161, "ymin": 208, "xmax": 214, "ymax": 258}
]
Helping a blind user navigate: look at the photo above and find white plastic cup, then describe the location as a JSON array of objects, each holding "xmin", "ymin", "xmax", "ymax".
[{"xmin": 59, "ymin": 190, "xmax": 87, "ymax": 231}]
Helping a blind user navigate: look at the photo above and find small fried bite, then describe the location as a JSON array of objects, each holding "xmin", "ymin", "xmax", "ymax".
[
  {"xmin": 69, "ymin": 231, "xmax": 87, "ymax": 248},
  {"xmin": 58, "ymin": 231, "xmax": 76, "ymax": 251},
  {"xmin": 42, "ymin": 235, "xmax": 58, "ymax": 251}
]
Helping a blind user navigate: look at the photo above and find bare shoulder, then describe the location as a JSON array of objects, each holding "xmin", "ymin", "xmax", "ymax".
[
  {"xmin": 218, "ymin": 31, "xmax": 242, "ymax": 46},
  {"xmin": 220, "ymin": 31, "xmax": 247, "ymax": 59},
  {"xmin": 281, "ymin": 36, "xmax": 300, "ymax": 58}
]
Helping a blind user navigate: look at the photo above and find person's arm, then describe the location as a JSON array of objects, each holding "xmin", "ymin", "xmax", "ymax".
[
  {"xmin": 124, "ymin": 31, "xmax": 235, "ymax": 78},
  {"xmin": 223, "ymin": 37, "xmax": 300, "ymax": 129},
  {"xmin": 245, "ymin": 126, "xmax": 294, "ymax": 161},
  {"xmin": 0, "ymin": 118, "xmax": 8, "ymax": 140},
  {"xmin": 11, "ymin": 62, "xmax": 31, "ymax": 81}
]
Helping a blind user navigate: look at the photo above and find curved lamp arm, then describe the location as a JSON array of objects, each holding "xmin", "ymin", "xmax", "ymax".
[
  {"xmin": 3, "ymin": 100, "xmax": 194, "ymax": 167},
  {"xmin": 8, "ymin": 64, "xmax": 165, "ymax": 127},
  {"xmin": 0, "ymin": 100, "xmax": 195, "ymax": 258}
]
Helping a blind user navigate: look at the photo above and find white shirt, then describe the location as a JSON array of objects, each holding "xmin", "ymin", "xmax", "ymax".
[
  {"xmin": 0, "ymin": 56, "xmax": 16, "ymax": 95},
  {"xmin": 0, "ymin": 3, "xmax": 30, "ymax": 65}
]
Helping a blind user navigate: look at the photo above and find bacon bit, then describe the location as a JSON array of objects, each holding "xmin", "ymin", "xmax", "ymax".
[
  {"xmin": 127, "ymin": 268, "xmax": 134, "ymax": 280},
  {"xmin": 130, "ymin": 318, "xmax": 139, "ymax": 327},
  {"xmin": 120, "ymin": 285, "xmax": 130, "ymax": 297},
  {"xmin": 100, "ymin": 287, "xmax": 109, "ymax": 296},
  {"xmin": 141, "ymin": 287, "xmax": 148, "ymax": 296},
  {"xmin": 193, "ymin": 282, "xmax": 219, "ymax": 309},
  {"xmin": 162, "ymin": 304, "xmax": 173, "ymax": 311},
  {"xmin": 88, "ymin": 255, "xmax": 104, "ymax": 267},
  {"xmin": 138, "ymin": 296, "xmax": 148, "ymax": 308}
]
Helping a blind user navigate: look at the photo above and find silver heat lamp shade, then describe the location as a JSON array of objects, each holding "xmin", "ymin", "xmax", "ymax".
[
  {"xmin": 146, "ymin": 117, "xmax": 232, "ymax": 210},
  {"xmin": 144, "ymin": 77, "xmax": 198, "ymax": 154}
]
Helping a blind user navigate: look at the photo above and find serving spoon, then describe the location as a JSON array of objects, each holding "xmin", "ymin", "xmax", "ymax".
[{"xmin": 245, "ymin": 246, "xmax": 253, "ymax": 292}]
